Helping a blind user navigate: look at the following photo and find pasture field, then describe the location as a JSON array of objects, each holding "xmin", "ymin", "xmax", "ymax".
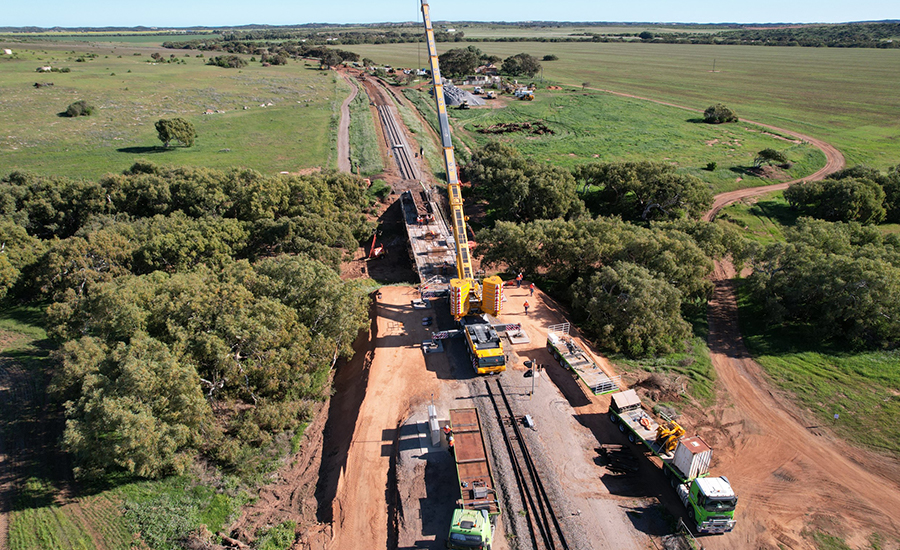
[
  {"xmin": 717, "ymin": 193, "xmax": 799, "ymax": 245},
  {"xmin": 7, "ymin": 475, "xmax": 246, "ymax": 550},
  {"xmin": 404, "ymin": 86, "xmax": 823, "ymax": 194},
  {"xmin": 719, "ymin": 191, "xmax": 900, "ymax": 244},
  {"xmin": 0, "ymin": 45, "xmax": 340, "ymax": 179},
  {"xmin": 347, "ymin": 41, "xmax": 900, "ymax": 170}
]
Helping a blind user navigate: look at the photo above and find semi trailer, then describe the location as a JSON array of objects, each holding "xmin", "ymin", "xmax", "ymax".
[
  {"xmin": 448, "ymin": 408, "xmax": 499, "ymax": 549},
  {"xmin": 608, "ymin": 389, "xmax": 737, "ymax": 534}
]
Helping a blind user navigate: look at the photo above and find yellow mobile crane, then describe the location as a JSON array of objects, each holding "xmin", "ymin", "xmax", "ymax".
[{"xmin": 421, "ymin": 0, "xmax": 507, "ymax": 374}]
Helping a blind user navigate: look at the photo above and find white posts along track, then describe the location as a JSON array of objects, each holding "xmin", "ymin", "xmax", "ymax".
[
  {"xmin": 486, "ymin": 379, "xmax": 570, "ymax": 550},
  {"xmin": 376, "ymin": 105, "xmax": 419, "ymax": 181}
]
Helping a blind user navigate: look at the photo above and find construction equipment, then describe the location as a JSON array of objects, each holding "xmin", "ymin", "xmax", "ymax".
[
  {"xmin": 514, "ymin": 88, "xmax": 534, "ymax": 100},
  {"xmin": 485, "ymin": 90, "xmax": 496, "ymax": 99},
  {"xmin": 457, "ymin": 99, "xmax": 470, "ymax": 110},
  {"xmin": 448, "ymin": 408, "xmax": 499, "ymax": 549},
  {"xmin": 608, "ymin": 389, "xmax": 737, "ymax": 534},
  {"xmin": 473, "ymin": 86, "xmax": 483, "ymax": 94},
  {"xmin": 547, "ymin": 323, "xmax": 620, "ymax": 395},
  {"xmin": 420, "ymin": 0, "xmax": 507, "ymax": 374},
  {"xmin": 367, "ymin": 231, "xmax": 385, "ymax": 259}
]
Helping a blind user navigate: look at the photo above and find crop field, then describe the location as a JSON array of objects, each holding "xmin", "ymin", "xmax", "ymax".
[
  {"xmin": 405, "ymin": 86, "xmax": 823, "ymax": 194},
  {"xmin": 0, "ymin": 45, "xmax": 340, "ymax": 179},
  {"xmin": 347, "ymin": 41, "xmax": 900, "ymax": 170},
  {"xmin": 431, "ymin": 24, "xmax": 722, "ymax": 39},
  {"xmin": 3, "ymin": 33, "xmax": 211, "ymax": 46}
]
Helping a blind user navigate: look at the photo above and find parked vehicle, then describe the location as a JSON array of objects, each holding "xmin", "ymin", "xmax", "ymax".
[
  {"xmin": 608, "ymin": 389, "xmax": 737, "ymax": 534},
  {"xmin": 448, "ymin": 408, "xmax": 499, "ymax": 549}
]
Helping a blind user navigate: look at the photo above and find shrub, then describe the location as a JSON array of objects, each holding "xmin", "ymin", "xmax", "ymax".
[
  {"xmin": 64, "ymin": 100, "xmax": 94, "ymax": 117},
  {"xmin": 705, "ymin": 161, "xmax": 717, "ymax": 171},
  {"xmin": 703, "ymin": 103, "xmax": 738, "ymax": 124},
  {"xmin": 542, "ymin": 54, "xmax": 559, "ymax": 61},
  {"xmin": 207, "ymin": 55, "xmax": 246, "ymax": 69}
]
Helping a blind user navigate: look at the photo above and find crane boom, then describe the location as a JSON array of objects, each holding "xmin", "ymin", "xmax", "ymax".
[{"xmin": 420, "ymin": 0, "xmax": 474, "ymax": 283}]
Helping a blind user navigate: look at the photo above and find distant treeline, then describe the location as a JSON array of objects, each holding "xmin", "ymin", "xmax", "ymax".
[
  {"xmin": 161, "ymin": 22, "xmax": 900, "ymax": 50},
  {"xmin": 163, "ymin": 40, "xmax": 361, "ymax": 63},
  {"xmin": 657, "ymin": 22, "xmax": 900, "ymax": 48}
]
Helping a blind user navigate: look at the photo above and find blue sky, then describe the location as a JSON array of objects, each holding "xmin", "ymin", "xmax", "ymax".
[{"xmin": 3, "ymin": 0, "xmax": 896, "ymax": 28}]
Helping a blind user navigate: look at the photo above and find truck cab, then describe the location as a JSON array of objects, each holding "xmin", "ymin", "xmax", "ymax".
[
  {"xmin": 677, "ymin": 477, "xmax": 737, "ymax": 534},
  {"xmin": 461, "ymin": 316, "xmax": 505, "ymax": 374},
  {"xmin": 447, "ymin": 508, "xmax": 493, "ymax": 549}
]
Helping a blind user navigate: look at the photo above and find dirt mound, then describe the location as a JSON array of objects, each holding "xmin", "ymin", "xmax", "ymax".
[{"xmin": 475, "ymin": 122, "xmax": 554, "ymax": 135}]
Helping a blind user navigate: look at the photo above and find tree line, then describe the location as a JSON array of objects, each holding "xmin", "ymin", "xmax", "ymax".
[
  {"xmin": 162, "ymin": 22, "xmax": 900, "ymax": 50},
  {"xmin": 0, "ymin": 163, "xmax": 375, "ymax": 479},
  {"xmin": 785, "ymin": 165, "xmax": 900, "ymax": 225},
  {"xmin": 462, "ymin": 143, "xmax": 899, "ymax": 355},
  {"xmin": 437, "ymin": 46, "xmax": 542, "ymax": 78},
  {"xmin": 464, "ymin": 143, "xmax": 729, "ymax": 356},
  {"xmin": 163, "ymin": 40, "xmax": 361, "ymax": 66}
]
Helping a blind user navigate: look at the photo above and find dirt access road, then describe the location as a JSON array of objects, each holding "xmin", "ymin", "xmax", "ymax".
[
  {"xmin": 698, "ymin": 116, "xmax": 900, "ymax": 548},
  {"xmin": 336, "ymin": 71, "xmax": 360, "ymax": 173}
]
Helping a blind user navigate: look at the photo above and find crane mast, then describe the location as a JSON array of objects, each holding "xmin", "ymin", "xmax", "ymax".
[{"xmin": 420, "ymin": 0, "xmax": 503, "ymax": 319}]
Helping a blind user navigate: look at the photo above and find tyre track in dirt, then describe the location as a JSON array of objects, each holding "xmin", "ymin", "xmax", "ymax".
[
  {"xmin": 692, "ymin": 117, "xmax": 900, "ymax": 546},
  {"xmin": 337, "ymin": 71, "xmax": 360, "ymax": 174}
]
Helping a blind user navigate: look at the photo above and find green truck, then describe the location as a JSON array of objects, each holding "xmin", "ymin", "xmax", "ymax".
[
  {"xmin": 608, "ymin": 389, "xmax": 737, "ymax": 534},
  {"xmin": 448, "ymin": 408, "xmax": 499, "ymax": 549}
]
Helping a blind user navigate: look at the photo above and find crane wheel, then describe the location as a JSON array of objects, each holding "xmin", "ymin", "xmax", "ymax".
[{"xmin": 609, "ymin": 413, "xmax": 617, "ymax": 423}]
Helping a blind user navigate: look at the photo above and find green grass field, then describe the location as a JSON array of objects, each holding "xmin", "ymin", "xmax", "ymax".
[
  {"xmin": 0, "ymin": 46, "xmax": 340, "ymax": 179},
  {"xmin": 717, "ymin": 192, "xmax": 800, "ymax": 245},
  {"xmin": 404, "ymin": 86, "xmax": 823, "ymax": 194},
  {"xmin": 345, "ymin": 79, "xmax": 384, "ymax": 175},
  {"xmin": 347, "ymin": 42, "xmax": 900, "ymax": 170},
  {"xmin": 719, "ymin": 191, "xmax": 900, "ymax": 244}
]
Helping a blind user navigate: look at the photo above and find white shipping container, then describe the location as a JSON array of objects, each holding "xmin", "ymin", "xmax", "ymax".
[{"xmin": 673, "ymin": 436, "xmax": 712, "ymax": 479}]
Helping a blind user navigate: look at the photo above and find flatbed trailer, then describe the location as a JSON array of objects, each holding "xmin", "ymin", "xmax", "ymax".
[
  {"xmin": 547, "ymin": 323, "xmax": 619, "ymax": 394},
  {"xmin": 449, "ymin": 408, "xmax": 500, "ymax": 515},
  {"xmin": 609, "ymin": 389, "xmax": 737, "ymax": 534}
]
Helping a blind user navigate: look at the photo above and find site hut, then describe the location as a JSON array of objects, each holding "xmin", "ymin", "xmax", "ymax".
[{"xmin": 3, "ymin": 49, "xmax": 12, "ymax": 55}]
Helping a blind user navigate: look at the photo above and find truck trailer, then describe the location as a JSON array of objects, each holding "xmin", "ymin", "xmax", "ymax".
[
  {"xmin": 547, "ymin": 323, "xmax": 619, "ymax": 394},
  {"xmin": 608, "ymin": 389, "xmax": 737, "ymax": 534},
  {"xmin": 448, "ymin": 408, "xmax": 499, "ymax": 549}
]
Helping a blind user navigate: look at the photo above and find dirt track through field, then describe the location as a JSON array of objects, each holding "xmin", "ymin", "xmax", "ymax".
[
  {"xmin": 586, "ymin": 85, "xmax": 847, "ymax": 223},
  {"xmin": 337, "ymin": 72, "xmax": 359, "ymax": 173},
  {"xmin": 703, "ymin": 263, "xmax": 900, "ymax": 549},
  {"xmin": 694, "ymin": 116, "xmax": 900, "ymax": 546}
]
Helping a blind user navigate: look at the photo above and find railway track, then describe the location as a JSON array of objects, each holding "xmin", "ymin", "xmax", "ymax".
[
  {"xmin": 376, "ymin": 104, "xmax": 418, "ymax": 181},
  {"xmin": 486, "ymin": 379, "xmax": 570, "ymax": 550}
]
